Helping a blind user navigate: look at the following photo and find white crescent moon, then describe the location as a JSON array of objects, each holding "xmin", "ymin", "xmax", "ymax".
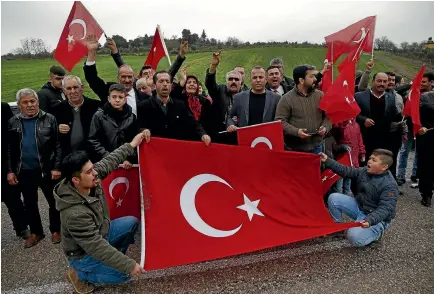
[
  {"xmin": 180, "ymin": 174, "xmax": 242, "ymax": 238},
  {"xmin": 353, "ymin": 27, "xmax": 366, "ymax": 43},
  {"xmin": 251, "ymin": 137, "xmax": 273, "ymax": 150},
  {"xmin": 109, "ymin": 177, "xmax": 129, "ymax": 200},
  {"xmin": 69, "ymin": 19, "xmax": 87, "ymax": 40}
]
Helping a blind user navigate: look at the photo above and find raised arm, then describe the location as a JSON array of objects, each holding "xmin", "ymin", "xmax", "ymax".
[
  {"xmin": 205, "ymin": 50, "xmax": 222, "ymax": 98},
  {"xmin": 83, "ymin": 35, "xmax": 109, "ymax": 104},
  {"xmin": 168, "ymin": 40, "xmax": 188, "ymax": 81},
  {"xmin": 106, "ymin": 37, "xmax": 126, "ymax": 68}
]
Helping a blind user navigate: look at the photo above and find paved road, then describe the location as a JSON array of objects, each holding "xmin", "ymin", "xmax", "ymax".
[{"xmin": 2, "ymin": 155, "xmax": 433, "ymax": 294}]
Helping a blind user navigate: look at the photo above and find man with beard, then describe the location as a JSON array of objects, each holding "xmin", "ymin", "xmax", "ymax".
[
  {"xmin": 383, "ymin": 71, "xmax": 408, "ymax": 180},
  {"xmin": 265, "ymin": 65, "xmax": 292, "ymax": 95},
  {"xmin": 52, "ymin": 76, "xmax": 101, "ymax": 158},
  {"xmin": 275, "ymin": 65, "xmax": 331, "ymax": 153},
  {"xmin": 37, "ymin": 66, "xmax": 66, "ymax": 113},
  {"xmin": 234, "ymin": 66, "xmax": 249, "ymax": 91},
  {"xmin": 83, "ymin": 35, "xmax": 149, "ymax": 119},
  {"xmin": 227, "ymin": 66, "xmax": 280, "ymax": 131},
  {"xmin": 138, "ymin": 71, "xmax": 211, "ymax": 145},
  {"xmin": 54, "ymin": 132, "xmax": 147, "ymax": 292},
  {"xmin": 205, "ymin": 50, "xmax": 242, "ymax": 144},
  {"xmin": 355, "ymin": 73, "xmax": 399, "ymax": 158}
]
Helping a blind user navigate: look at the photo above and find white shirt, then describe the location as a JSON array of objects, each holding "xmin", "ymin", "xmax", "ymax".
[
  {"xmin": 271, "ymin": 85, "xmax": 284, "ymax": 96},
  {"xmin": 127, "ymin": 88, "xmax": 137, "ymax": 116}
]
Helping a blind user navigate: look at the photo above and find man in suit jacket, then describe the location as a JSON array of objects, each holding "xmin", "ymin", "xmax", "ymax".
[
  {"xmin": 82, "ymin": 35, "xmax": 149, "ymax": 120},
  {"xmin": 51, "ymin": 76, "xmax": 101, "ymax": 158},
  {"xmin": 227, "ymin": 66, "xmax": 280, "ymax": 131},
  {"xmin": 355, "ymin": 72, "xmax": 400, "ymax": 158}
]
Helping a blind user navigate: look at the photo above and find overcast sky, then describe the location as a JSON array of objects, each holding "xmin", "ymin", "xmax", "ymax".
[{"xmin": 1, "ymin": 1, "xmax": 433, "ymax": 54}]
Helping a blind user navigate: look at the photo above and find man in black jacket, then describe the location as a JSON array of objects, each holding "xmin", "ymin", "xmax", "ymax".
[
  {"xmin": 51, "ymin": 75, "xmax": 101, "ymax": 157},
  {"xmin": 205, "ymin": 50, "xmax": 242, "ymax": 144},
  {"xmin": 269, "ymin": 58, "xmax": 295, "ymax": 91},
  {"xmin": 1, "ymin": 102, "xmax": 29, "ymax": 239},
  {"xmin": 139, "ymin": 71, "xmax": 211, "ymax": 145},
  {"xmin": 37, "ymin": 65, "xmax": 66, "ymax": 113},
  {"xmin": 83, "ymin": 35, "xmax": 149, "ymax": 120},
  {"xmin": 7, "ymin": 88, "xmax": 63, "ymax": 248}
]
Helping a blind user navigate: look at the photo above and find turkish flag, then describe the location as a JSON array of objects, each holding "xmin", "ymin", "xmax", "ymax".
[
  {"xmin": 321, "ymin": 151, "xmax": 353, "ymax": 195},
  {"xmin": 139, "ymin": 138, "xmax": 359, "ymax": 270},
  {"xmin": 319, "ymin": 60, "xmax": 361, "ymax": 124},
  {"xmin": 403, "ymin": 65, "xmax": 425, "ymax": 135},
  {"xmin": 54, "ymin": 1, "xmax": 104, "ymax": 72},
  {"xmin": 144, "ymin": 26, "xmax": 169, "ymax": 69},
  {"xmin": 101, "ymin": 167, "xmax": 141, "ymax": 220},
  {"xmin": 325, "ymin": 16, "xmax": 376, "ymax": 62},
  {"xmin": 337, "ymin": 29, "xmax": 370, "ymax": 73},
  {"xmin": 237, "ymin": 121, "xmax": 284, "ymax": 151}
]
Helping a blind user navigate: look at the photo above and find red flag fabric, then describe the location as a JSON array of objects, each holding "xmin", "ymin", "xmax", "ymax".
[
  {"xmin": 54, "ymin": 1, "xmax": 103, "ymax": 72},
  {"xmin": 320, "ymin": 49, "xmax": 333, "ymax": 93},
  {"xmin": 139, "ymin": 138, "xmax": 359, "ymax": 270},
  {"xmin": 101, "ymin": 167, "xmax": 141, "ymax": 220},
  {"xmin": 337, "ymin": 29, "xmax": 370, "ymax": 73},
  {"xmin": 319, "ymin": 60, "xmax": 361, "ymax": 124},
  {"xmin": 321, "ymin": 151, "xmax": 353, "ymax": 194},
  {"xmin": 144, "ymin": 27, "xmax": 168, "ymax": 69},
  {"xmin": 325, "ymin": 16, "xmax": 376, "ymax": 62},
  {"xmin": 237, "ymin": 121, "xmax": 284, "ymax": 151},
  {"xmin": 403, "ymin": 65, "xmax": 425, "ymax": 135}
]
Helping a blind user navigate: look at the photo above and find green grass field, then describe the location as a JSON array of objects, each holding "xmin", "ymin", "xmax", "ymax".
[{"xmin": 1, "ymin": 47, "xmax": 423, "ymax": 102}]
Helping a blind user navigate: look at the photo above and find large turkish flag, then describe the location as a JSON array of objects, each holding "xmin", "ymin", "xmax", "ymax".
[
  {"xmin": 139, "ymin": 138, "xmax": 359, "ymax": 270},
  {"xmin": 237, "ymin": 121, "xmax": 284, "ymax": 151},
  {"xmin": 101, "ymin": 167, "xmax": 141, "ymax": 220},
  {"xmin": 54, "ymin": 1, "xmax": 104, "ymax": 71}
]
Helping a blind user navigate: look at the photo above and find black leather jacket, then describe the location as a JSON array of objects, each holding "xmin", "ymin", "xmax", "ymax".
[{"xmin": 7, "ymin": 110, "xmax": 62, "ymax": 175}]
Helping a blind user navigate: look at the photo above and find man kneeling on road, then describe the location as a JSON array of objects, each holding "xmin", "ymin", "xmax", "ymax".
[
  {"xmin": 54, "ymin": 131, "xmax": 148, "ymax": 293},
  {"xmin": 319, "ymin": 149, "xmax": 399, "ymax": 247}
]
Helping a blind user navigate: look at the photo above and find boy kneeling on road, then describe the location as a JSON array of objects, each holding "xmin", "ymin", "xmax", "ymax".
[{"xmin": 319, "ymin": 149, "xmax": 399, "ymax": 247}]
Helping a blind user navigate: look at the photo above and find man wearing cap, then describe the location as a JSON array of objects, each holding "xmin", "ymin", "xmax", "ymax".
[{"xmin": 37, "ymin": 65, "xmax": 67, "ymax": 113}]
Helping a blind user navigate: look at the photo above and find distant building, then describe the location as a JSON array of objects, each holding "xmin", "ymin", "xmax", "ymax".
[{"xmin": 424, "ymin": 37, "xmax": 434, "ymax": 49}]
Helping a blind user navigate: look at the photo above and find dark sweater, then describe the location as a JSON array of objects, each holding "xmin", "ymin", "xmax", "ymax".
[
  {"xmin": 248, "ymin": 92, "xmax": 266, "ymax": 126},
  {"xmin": 21, "ymin": 117, "xmax": 40, "ymax": 170},
  {"xmin": 275, "ymin": 88, "xmax": 332, "ymax": 152}
]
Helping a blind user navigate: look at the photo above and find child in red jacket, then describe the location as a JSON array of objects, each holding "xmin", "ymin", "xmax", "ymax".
[{"xmin": 334, "ymin": 119, "xmax": 366, "ymax": 195}]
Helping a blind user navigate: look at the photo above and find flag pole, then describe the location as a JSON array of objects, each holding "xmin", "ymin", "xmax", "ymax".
[
  {"xmin": 157, "ymin": 24, "xmax": 172, "ymax": 66},
  {"xmin": 371, "ymin": 17, "xmax": 376, "ymax": 59},
  {"xmin": 137, "ymin": 145, "xmax": 146, "ymax": 268},
  {"xmin": 218, "ymin": 120, "xmax": 281, "ymax": 134},
  {"xmin": 331, "ymin": 42, "xmax": 334, "ymax": 82}
]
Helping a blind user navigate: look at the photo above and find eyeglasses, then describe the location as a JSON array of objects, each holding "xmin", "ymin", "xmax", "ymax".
[{"xmin": 228, "ymin": 77, "xmax": 240, "ymax": 82}]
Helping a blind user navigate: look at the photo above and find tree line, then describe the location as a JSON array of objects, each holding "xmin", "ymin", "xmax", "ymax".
[{"xmin": 2, "ymin": 28, "xmax": 433, "ymax": 64}]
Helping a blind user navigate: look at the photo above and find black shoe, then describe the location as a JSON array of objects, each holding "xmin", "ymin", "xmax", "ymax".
[
  {"xmin": 421, "ymin": 197, "xmax": 432, "ymax": 207},
  {"xmin": 396, "ymin": 178, "xmax": 405, "ymax": 186},
  {"xmin": 16, "ymin": 229, "xmax": 30, "ymax": 239},
  {"xmin": 410, "ymin": 176, "xmax": 418, "ymax": 183},
  {"xmin": 368, "ymin": 233, "xmax": 384, "ymax": 249}
]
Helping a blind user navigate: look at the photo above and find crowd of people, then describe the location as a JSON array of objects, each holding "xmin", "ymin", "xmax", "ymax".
[{"xmin": 1, "ymin": 37, "xmax": 433, "ymax": 293}]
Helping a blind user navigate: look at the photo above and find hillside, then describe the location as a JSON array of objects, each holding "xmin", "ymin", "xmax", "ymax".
[{"xmin": 1, "ymin": 47, "xmax": 431, "ymax": 102}]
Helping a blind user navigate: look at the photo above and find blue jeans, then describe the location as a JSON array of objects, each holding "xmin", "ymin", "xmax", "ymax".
[
  {"xmin": 327, "ymin": 193, "xmax": 389, "ymax": 247},
  {"xmin": 335, "ymin": 178, "xmax": 352, "ymax": 194},
  {"xmin": 69, "ymin": 216, "xmax": 139, "ymax": 284},
  {"xmin": 397, "ymin": 138, "xmax": 417, "ymax": 180}
]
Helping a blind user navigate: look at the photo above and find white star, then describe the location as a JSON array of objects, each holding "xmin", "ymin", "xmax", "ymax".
[
  {"xmin": 116, "ymin": 198, "xmax": 123, "ymax": 208},
  {"xmin": 322, "ymin": 176, "xmax": 328, "ymax": 182},
  {"xmin": 153, "ymin": 47, "xmax": 157, "ymax": 52},
  {"xmin": 343, "ymin": 80, "xmax": 348, "ymax": 87},
  {"xmin": 237, "ymin": 194, "xmax": 264, "ymax": 221},
  {"xmin": 66, "ymin": 34, "xmax": 74, "ymax": 43}
]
